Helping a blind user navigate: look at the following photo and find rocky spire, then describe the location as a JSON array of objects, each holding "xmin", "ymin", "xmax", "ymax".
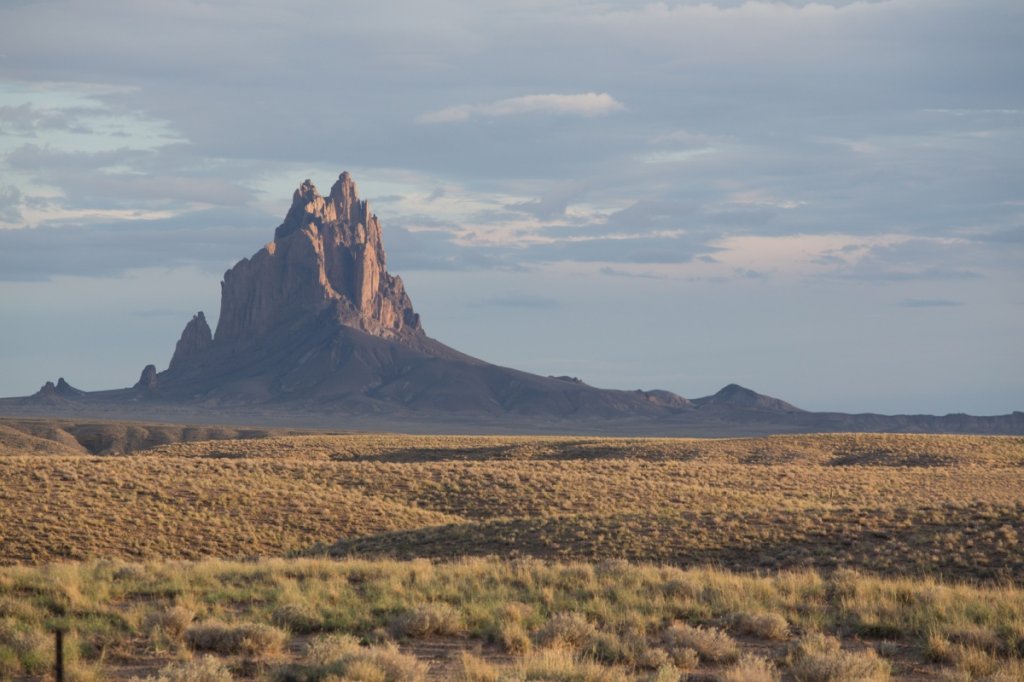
[
  {"xmin": 169, "ymin": 312, "xmax": 213, "ymax": 371},
  {"xmin": 213, "ymin": 172, "xmax": 422, "ymax": 346},
  {"xmin": 135, "ymin": 364, "xmax": 158, "ymax": 390}
]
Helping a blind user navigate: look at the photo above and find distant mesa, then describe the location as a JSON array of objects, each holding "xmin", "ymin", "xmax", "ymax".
[{"xmin": 4, "ymin": 170, "xmax": 1021, "ymax": 435}]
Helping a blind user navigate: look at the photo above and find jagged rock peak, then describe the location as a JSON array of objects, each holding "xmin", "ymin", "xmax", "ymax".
[
  {"xmin": 135, "ymin": 364, "xmax": 158, "ymax": 390},
  {"xmin": 275, "ymin": 172, "xmax": 372, "ymax": 242},
  {"xmin": 214, "ymin": 171, "xmax": 422, "ymax": 347},
  {"xmin": 330, "ymin": 171, "xmax": 359, "ymax": 213},
  {"xmin": 169, "ymin": 312, "xmax": 212, "ymax": 371}
]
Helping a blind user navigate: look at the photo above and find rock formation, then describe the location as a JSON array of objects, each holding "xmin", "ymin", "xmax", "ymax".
[
  {"xmin": 168, "ymin": 313, "xmax": 212, "ymax": 371},
  {"xmin": 6, "ymin": 169, "xmax": 1019, "ymax": 436},
  {"xmin": 134, "ymin": 364, "xmax": 158, "ymax": 391},
  {"xmin": 33, "ymin": 378, "xmax": 85, "ymax": 400},
  {"xmin": 692, "ymin": 383, "xmax": 799, "ymax": 413},
  {"xmin": 150, "ymin": 172, "xmax": 700, "ymax": 412},
  {"xmin": 153, "ymin": 172, "xmax": 465, "ymax": 405},
  {"xmin": 213, "ymin": 173, "xmax": 421, "ymax": 350}
]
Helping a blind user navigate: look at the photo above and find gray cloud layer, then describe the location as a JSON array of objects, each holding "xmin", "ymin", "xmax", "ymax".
[{"xmin": 0, "ymin": 0, "xmax": 1021, "ymax": 412}]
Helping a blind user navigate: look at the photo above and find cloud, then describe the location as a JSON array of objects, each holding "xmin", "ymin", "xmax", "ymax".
[
  {"xmin": 974, "ymin": 226, "xmax": 1024, "ymax": 244},
  {"xmin": 417, "ymin": 92, "xmax": 624, "ymax": 124},
  {"xmin": 0, "ymin": 103, "xmax": 96, "ymax": 135},
  {"xmin": 835, "ymin": 238, "xmax": 990, "ymax": 282},
  {"xmin": 384, "ymin": 225, "xmax": 523, "ymax": 273},
  {"xmin": 0, "ymin": 207, "xmax": 273, "ymax": 281},
  {"xmin": 598, "ymin": 266, "xmax": 666, "ymax": 279},
  {"xmin": 0, "ymin": 185, "xmax": 22, "ymax": 223},
  {"xmin": 898, "ymin": 298, "xmax": 964, "ymax": 308},
  {"xmin": 475, "ymin": 294, "xmax": 559, "ymax": 309},
  {"xmin": 2, "ymin": 143, "xmax": 257, "ymax": 226}
]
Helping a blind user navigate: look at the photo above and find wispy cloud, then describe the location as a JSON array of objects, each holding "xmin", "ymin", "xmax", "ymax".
[
  {"xmin": 598, "ymin": 266, "xmax": 665, "ymax": 280},
  {"xmin": 898, "ymin": 298, "xmax": 964, "ymax": 308},
  {"xmin": 417, "ymin": 92, "xmax": 624, "ymax": 124},
  {"xmin": 0, "ymin": 185, "xmax": 22, "ymax": 224},
  {"xmin": 475, "ymin": 294, "xmax": 559, "ymax": 309}
]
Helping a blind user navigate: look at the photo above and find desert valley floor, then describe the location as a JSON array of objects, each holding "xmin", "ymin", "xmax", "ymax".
[{"xmin": 0, "ymin": 419, "xmax": 1022, "ymax": 680}]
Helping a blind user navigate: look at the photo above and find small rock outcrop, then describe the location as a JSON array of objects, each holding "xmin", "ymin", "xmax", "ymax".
[
  {"xmin": 34, "ymin": 378, "xmax": 85, "ymax": 399},
  {"xmin": 55, "ymin": 378, "xmax": 80, "ymax": 394},
  {"xmin": 134, "ymin": 364, "xmax": 158, "ymax": 390},
  {"xmin": 169, "ymin": 312, "xmax": 212, "ymax": 371},
  {"xmin": 694, "ymin": 383, "xmax": 801, "ymax": 413}
]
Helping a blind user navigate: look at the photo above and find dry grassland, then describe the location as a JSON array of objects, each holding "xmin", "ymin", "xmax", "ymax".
[
  {"xmin": 1, "ymin": 431, "xmax": 1023, "ymax": 679},
  {"xmin": 1, "ymin": 556, "xmax": 1023, "ymax": 680},
  {"xmin": 1, "ymin": 433, "xmax": 1021, "ymax": 580}
]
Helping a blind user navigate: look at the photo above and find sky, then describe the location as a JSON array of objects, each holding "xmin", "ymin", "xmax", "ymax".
[{"xmin": 0, "ymin": 0, "xmax": 1021, "ymax": 415}]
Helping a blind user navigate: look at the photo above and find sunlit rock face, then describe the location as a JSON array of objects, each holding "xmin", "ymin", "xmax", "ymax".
[{"xmin": 213, "ymin": 172, "xmax": 422, "ymax": 348}]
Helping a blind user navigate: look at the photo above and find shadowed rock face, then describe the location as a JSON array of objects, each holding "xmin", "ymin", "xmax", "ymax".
[
  {"xmin": 134, "ymin": 365, "xmax": 158, "ymax": 390},
  {"xmin": 213, "ymin": 173, "xmax": 421, "ymax": 350},
  {"xmin": 169, "ymin": 313, "xmax": 212, "ymax": 371}
]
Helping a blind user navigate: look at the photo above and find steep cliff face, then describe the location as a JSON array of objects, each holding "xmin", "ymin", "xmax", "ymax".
[
  {"xmin": 169, "ymin": 312, "xmax": 213, "ymax": 371},
  {"xmin": 213, "ymin": 172, "xmax": 421, "ymax": 348}
]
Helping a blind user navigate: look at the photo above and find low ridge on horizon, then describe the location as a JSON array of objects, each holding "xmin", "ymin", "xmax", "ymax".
[{"xmin": 4, "ymin": 171, "xmax": 1021, "ymax": 436}]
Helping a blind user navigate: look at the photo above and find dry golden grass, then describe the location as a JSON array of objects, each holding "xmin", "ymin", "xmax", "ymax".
[
  {"xmin": 184, "ymin": 620, "xmax": 287, "ymax": 657},
  {"xmin": 733, "ymin": 611, "xmax": 790, "ymax": 640},
  {"xmin": 456, "ymin": 650, "xmax": 502, "ymax": 681},
  {"xmin": 1, "ymin": 430, "xmax": 1023, "ymax": 678},
  {"xmin": 0, "ymin": 417, "xmax": 291, "ymax": 456},
  {"xmin": 142, "ymin": 431, "xmax": 1024, "ymax": 466},
  {"xmin": 720, "ymin": 653, "xmax": 780, "ymax": 682},
  {"xmin": 391, "ymin": 603, "xmax": 466, "ymax": 639},
  {"xmin": 663, "ymin": 622, "xmax": 740, "ymax": 663},
  {"xmin": 130, "ymin": 655, "xmax": 233, "ymax": 682},
  {"xmin": 278, "ymin": 633, "xmax": 429, "ymax": 681},
  {"xmin": 0, "ymin": 454, "xmax": 462, "ymax": 563},
  {"xmin": 0, "ymin": 422, "xmax": 87, "ymax": 456},
  {"xmin": 0, "ymin": 556, "xmax": 1021, "ymax": 680},
  {"xmin": 789, "ymin": 632, "xmax": 891, "ymax": 681},
  {"xmin": 1, "ymin": 432, "xmax": 1022, "ymax": 582}
]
